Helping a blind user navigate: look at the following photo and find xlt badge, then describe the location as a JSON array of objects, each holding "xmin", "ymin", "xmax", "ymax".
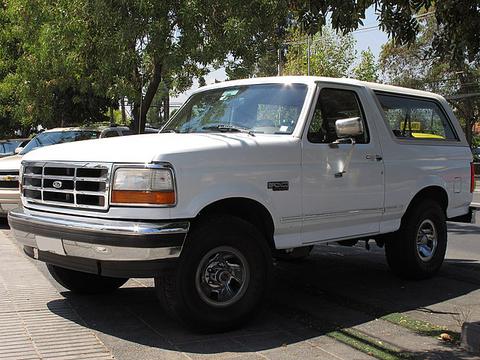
[{"xmin": 267, "ymin": 181, "xmax": 289, "ymax": 191}]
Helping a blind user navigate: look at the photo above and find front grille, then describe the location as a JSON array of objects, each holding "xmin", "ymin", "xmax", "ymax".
[
  {"xmin": 0, "ymin": 171, "xmax": 19, "ymax": 189},
  {"xmin": 22, "ymin": 162, "xmax": 111, "ymax": 210}
]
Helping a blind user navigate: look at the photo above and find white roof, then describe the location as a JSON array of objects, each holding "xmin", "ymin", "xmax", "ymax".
[{"xmin": 195, "ymin": 76, "xmax": 444, "ymax": 101}]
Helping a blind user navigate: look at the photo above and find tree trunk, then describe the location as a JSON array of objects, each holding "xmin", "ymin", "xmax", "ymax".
[
  {"xmin": 163, "ymin": 92, "xmax": 170, "ymax": 125},
  {"xmin": 121, "ymin": 99, "xmax": 126, "ymax": 124},
  {"xmin": 131, "ymin": 62, "xmax": 163, "ymax": 134}
]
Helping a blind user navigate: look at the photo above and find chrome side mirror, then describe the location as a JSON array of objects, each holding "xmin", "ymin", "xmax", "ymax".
[{"xmin": 335, "ymin": 117, "xmax": 364, "ymax": 138}]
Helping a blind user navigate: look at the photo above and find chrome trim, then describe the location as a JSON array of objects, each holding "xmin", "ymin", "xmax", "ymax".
[
  {"xmin": 22, "ymin": 161, "xmax": 112, "ymax": 210},
  {"xmin": 9, "ymin": 207, "xmax": 189, "ymax": 236},
  {"xmin": 303, "ymin": 231, "xmax": 379, "ymax": 245},
  {"xmin": 61, "ymin": 240, "xmax": 182, "ymax": 261},
  {"xmin": 8, "ymin": 207, "xmax": 189, "ymax": 261},
  {"xmin": 280, "ymin": 207, "xmax": 386, "ymax": 224},
  {"xmin": 109, "ymin": 162, "xmax": 178, "ymax": 208}
]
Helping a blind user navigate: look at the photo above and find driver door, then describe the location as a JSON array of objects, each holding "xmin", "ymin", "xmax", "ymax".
[{"xmin": 301, "ymin": 84, "xmax": 385, "ymax": 244}]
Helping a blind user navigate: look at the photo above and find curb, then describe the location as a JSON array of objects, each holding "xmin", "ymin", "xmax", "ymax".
[{"xmin": 462, "ymin": 322, "xmax": 480, "ymax": 354}]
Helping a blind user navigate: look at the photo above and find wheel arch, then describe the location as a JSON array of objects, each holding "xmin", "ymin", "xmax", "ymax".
[
  {"xmin": 402, "ymin": 185, "xmax": 449, "ymax": 222},
  {"xmin": 194, "ymin": 197, "xmax": 276, "ymax": 250}
]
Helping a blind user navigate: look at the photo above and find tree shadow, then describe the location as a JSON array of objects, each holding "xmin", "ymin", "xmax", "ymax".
[{"xmin": 46, "ymin": 242, "xmax": 480, "ymax": 357}]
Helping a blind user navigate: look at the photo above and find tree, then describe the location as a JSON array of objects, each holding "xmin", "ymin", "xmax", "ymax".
[
  {"xmin": 4, "ymin": 0, "xmax": 288, "ymax": 133},
  {"xmin": 289, "ymin": 1, "xmax": 480, "ymax": 68},
  {"xmin": 0, "ymin": 1, "xmax": 23, "ymax": 137},
  {"xmin": 353, "ymin": 48, "xmax": 378, "ymax": 82},
  {"xmin": 283, "ymin": 26, "xmax": 356, "ymax": 77}
]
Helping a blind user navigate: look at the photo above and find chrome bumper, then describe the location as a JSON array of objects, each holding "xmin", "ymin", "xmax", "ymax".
[
  {"xmin": 8, "ymin": 207, "xmax": 190, "ymax": 262},
  {"xmin": 0, "ymin": 189, "xmax": 20, "ymax": 216}
]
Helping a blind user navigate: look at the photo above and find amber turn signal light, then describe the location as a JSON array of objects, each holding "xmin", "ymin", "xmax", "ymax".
[{"xmin": 111, "ymin": 190, "xmax": 176, "ymax": 205}]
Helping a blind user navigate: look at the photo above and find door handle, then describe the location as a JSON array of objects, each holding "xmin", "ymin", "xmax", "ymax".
[{"xmin": 375, "ymin": 155, "xmax": 383, "ymax": 161}]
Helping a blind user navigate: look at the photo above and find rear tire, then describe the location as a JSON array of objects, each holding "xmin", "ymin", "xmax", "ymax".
[
  {"xmin": 155, "ymin": 215, "xmax": 271, "ymax": 332},
  {"xmin": 46, "ymin": 264, "xmax": 128, "ymax": 294},
  {"xmin": 385, "ymin": 199, "xmax": 447, "ymax": 279}
]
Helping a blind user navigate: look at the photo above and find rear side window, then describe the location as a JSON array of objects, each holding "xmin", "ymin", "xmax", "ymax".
[{"xmin": 376, "ymin": 93, "xmax": 457, "ymax": 141}]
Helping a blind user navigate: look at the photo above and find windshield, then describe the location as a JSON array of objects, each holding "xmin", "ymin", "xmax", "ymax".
[
  {"xmin": 20, "ymin": 131, "xmax": 99, "ymax": 155},
  {"xmin": 163, "ymin": 83, "xmax": 308, "ymax": 135},
  {"xmin": 0, "ymin": 140, "xmax": 22, "ymax": 154}
]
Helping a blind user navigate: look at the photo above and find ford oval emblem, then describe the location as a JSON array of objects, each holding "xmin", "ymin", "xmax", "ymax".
[{"xmin": 52, "ymin": 180, "xmax": 63, "ymax": 189}]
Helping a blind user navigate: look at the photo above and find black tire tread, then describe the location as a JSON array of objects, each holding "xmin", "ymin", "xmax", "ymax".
[
  {"xmin": 47, "ymin": 264, "xmax": 128, "ymax": 294},
  {"xmin": 385, "ymin": 199, "xmax": 447, "ymax": 280},
  {"xmin": 155, "ymin": 214, "xmax": 272, "ymax": 332}
]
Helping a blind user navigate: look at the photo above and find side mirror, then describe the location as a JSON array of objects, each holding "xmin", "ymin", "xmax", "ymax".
[
  {"xmin": 335, "ymin": 117, "xmax": 364, "ymax": 138},
  {"xmin": 14, "ymin": 147, "xmax": 22, "ymax": 154}
]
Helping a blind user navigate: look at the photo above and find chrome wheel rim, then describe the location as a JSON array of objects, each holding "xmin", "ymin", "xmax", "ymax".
[
  {"xmin": 195, "ymin": 246, "xmax": 249, "ymax": 307},
  {"xmin": 416, "ymin": 219, "xmax": 438, "ymax": 262}
]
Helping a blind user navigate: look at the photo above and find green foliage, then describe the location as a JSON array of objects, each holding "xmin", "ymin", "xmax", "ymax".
[
  {"xmin": 353, "ymin": 48, "xmax": 378, "ymax": 82},
  {"xmin": 1, "ymin": 0, "xmax": 479, "ymax": 136},
  {"xmin": 1, "ymin": 0, "xmax": 287, "ymax": 132},
  {"xmin": 283, "ymin": 26, "xmax": 356, "ymax": 77},
  {"xmin": 289, "ymin": 1, "xmax": 480, "ymax": 69}
]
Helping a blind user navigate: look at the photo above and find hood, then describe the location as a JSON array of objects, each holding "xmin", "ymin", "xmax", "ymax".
[
  {"xmin": 21, "ymin": 133, "xmax": 295, "ymax": 164},
  {"xmin": 0, "ymin": 154, "xmax": 22, "ymax": 171}
]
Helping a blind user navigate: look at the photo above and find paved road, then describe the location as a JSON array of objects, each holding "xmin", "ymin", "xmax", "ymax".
[{"xmin": 1, "ymin": 214, "xmax": 480, "ymax": 360}]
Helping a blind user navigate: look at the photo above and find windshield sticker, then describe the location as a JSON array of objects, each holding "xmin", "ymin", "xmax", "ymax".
[
  {"xmin": 219, "ymin": 89, "xmax": 239, "ymax": 100},
  {"xmin": 279, "ymin": 126, "xmax": 289, "ymax": 132}
]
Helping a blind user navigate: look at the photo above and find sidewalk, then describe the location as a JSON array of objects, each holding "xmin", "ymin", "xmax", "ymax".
[
  {"xmin": 0, "ymin": 229, "xmax": 114, "ymax": 360},
  {"xmin": 1, "ymin": 223, "xmax": 479, "ymax": 360}
]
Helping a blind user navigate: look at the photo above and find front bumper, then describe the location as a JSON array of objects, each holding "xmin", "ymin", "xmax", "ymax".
[
  {"xmin": 0, "ymin": 189, "xmax": 20, "ymax": 216},
  {"xmin": 8, "ymin": 207, "xmax": 190, "ymax": 277}
]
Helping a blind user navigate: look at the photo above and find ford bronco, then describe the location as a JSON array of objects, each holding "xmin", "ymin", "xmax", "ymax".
[{"xmin": 8, "ymin": 77, "xmax": 475, "ymax": 331}]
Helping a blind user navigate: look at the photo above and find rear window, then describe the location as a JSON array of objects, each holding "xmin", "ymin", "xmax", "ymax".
[{"xmin": 376, "ymin": 93, "xmax": 458, "ymax": 141}]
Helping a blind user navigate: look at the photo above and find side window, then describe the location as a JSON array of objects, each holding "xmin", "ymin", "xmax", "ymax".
[
  {"xmin": 308, "ymin": 88, "xmax": 368, "ymax": 144},
  {"xmin": 376, "ymin": 93, "xmax": 458, "ymax": 141}
]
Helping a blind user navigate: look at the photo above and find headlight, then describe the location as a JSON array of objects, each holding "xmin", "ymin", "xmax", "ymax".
[{"xmin": 111, "ymin": 167, "xmax": 176, "ymax": 205}]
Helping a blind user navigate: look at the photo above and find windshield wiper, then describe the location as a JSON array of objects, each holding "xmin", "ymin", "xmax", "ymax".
[{"xmin": 201, "ymin": 124, "xmax": 256, "ymax": 137}]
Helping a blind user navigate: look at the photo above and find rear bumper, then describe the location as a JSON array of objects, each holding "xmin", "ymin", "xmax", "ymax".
[
  {"xmin": 8, "ymin": 207, "xmax": 190, "ymax": 277},
  {"xmin": 449, "ymin": 206, "xmax": 476, "ymax": 224}
]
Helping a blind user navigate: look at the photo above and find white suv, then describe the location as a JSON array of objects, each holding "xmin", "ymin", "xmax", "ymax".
[{"xmin": 9, "ymin": 77, "xmax": 475, "ymax": 331}]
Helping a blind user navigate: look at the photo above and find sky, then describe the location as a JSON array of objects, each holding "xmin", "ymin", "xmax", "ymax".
[{"xmin": 171, "ymin": 6, "xmax": 389, "ymax": 105}]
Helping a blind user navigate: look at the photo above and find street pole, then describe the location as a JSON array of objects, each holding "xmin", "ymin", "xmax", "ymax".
[
  {"xmin": 277, "ymin": 48, "xmax": 283, "ymax": 76},
  {"xmin": 306, "ymin": 35, "xmax": 311, "ymax": 76}
]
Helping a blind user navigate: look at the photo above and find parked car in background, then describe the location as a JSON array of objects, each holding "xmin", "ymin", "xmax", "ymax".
[
  {"xmin": 13, "ymin": 139, "xmax": 32, "ymax": 155},
  {"xmin": 0, "ymin": 139, "xmax": 28, "ymax": 158},
  {"xmin": 100, "ymin": 126, "xmax": 135, "ymax": 138},
  {"xmin": 0, "ymin": 128, "xmax": 100, "ymax": 216},
  {"xmin": 100, "ymin": 125, "xmax": 160, "ymax": 138}
]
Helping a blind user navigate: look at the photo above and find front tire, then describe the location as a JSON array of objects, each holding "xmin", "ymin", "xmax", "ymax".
[
  {"xmin": 155, "ymin": 215, "xmax": 271, "ymax": 332},
  {"xmin": 385, "ymin": 199, "xmax": 447, "ymax": 279},
  {"xmin": 46, "ymin": 264, "xmax": 128, "ymax": 294}
]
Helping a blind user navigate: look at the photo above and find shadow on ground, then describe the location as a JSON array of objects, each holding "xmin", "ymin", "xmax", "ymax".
[
  {"xmin": 45, "ymin": 238, "xmax": 480, "ymax": 358},
  {"xmin": 0, "ymin": 217, "xmax": 9, "ymax": 229}
]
